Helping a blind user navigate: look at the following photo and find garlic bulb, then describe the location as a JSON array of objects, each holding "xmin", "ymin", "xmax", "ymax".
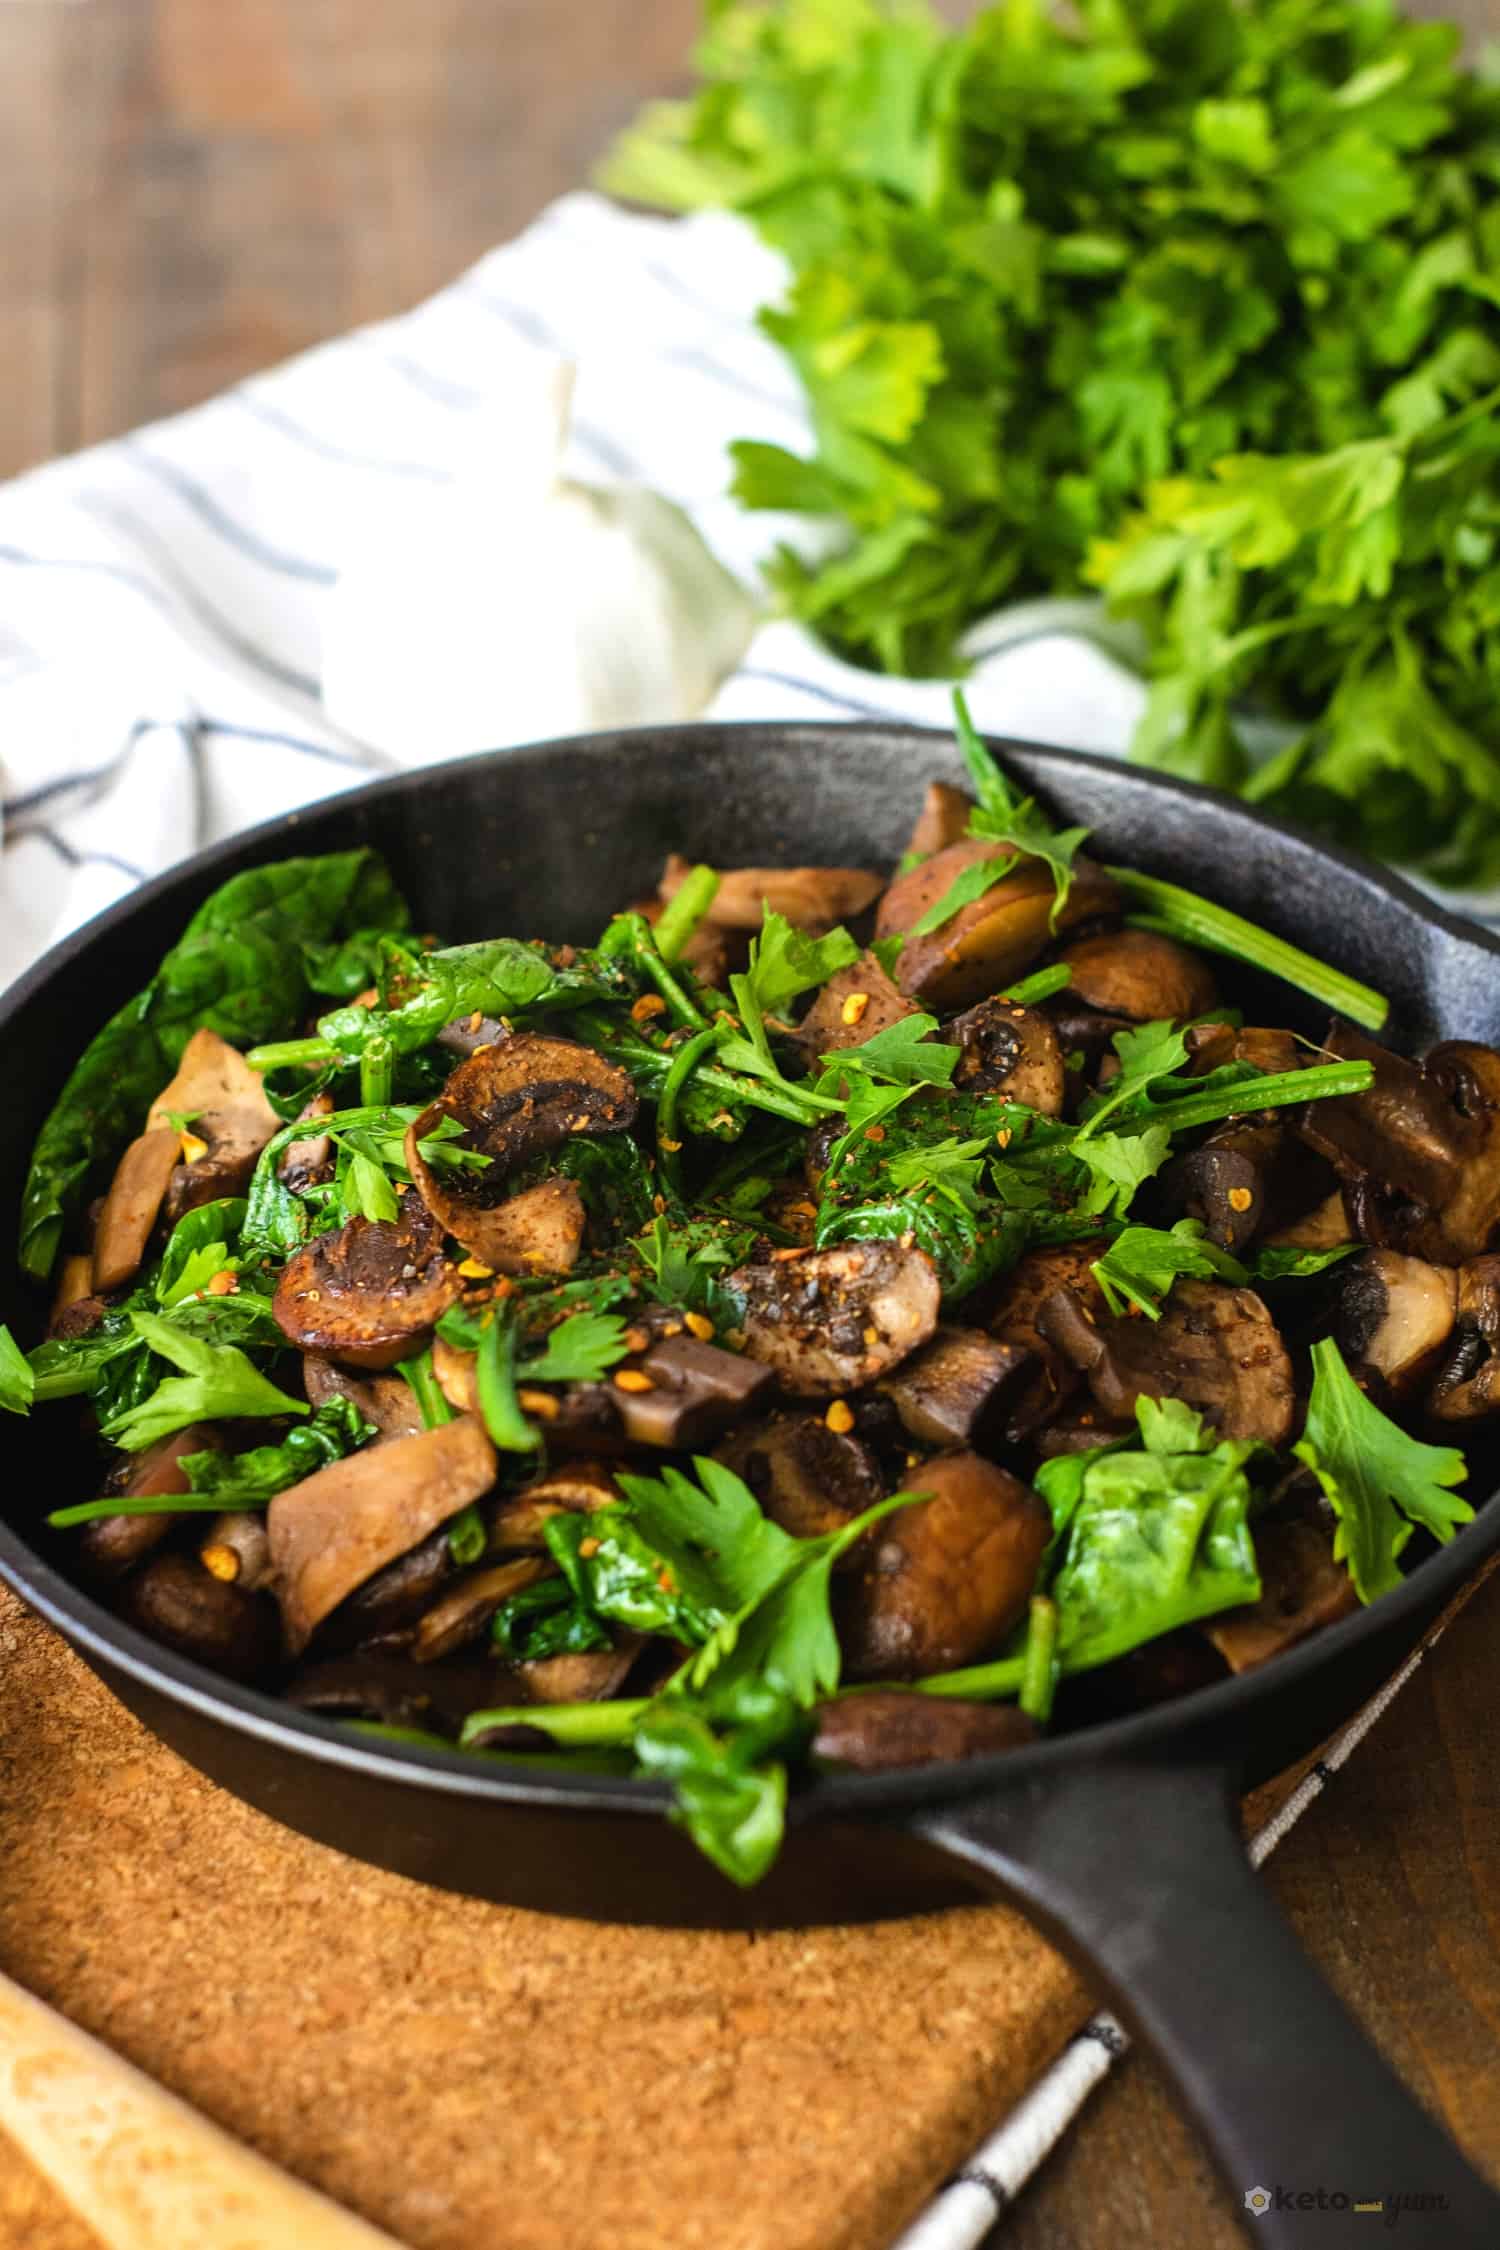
[{"xmin": 320, "ymin": 361, "xmax": 757, "ymax": 762}]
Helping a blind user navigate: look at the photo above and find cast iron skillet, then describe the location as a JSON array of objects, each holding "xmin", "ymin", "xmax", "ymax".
[{"xmin": 3, "ymin": 724, "xmax": 1499, "ymax": 2247}]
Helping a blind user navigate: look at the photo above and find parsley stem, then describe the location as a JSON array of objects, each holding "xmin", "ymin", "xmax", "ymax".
[
  {"xmin": 1002, "ymin": 964, "xmax": 1073, "ymax": 1006},
  {"xmin": 401, "ymin": 1346, "xmax": 454, "ymax": 1430},
  {"xmin": 247, "ymin": 1035, "xmax": 337, "ymax": 1074},
  {"xmin": 359, "ymin": 1033, "xmax": 394, "ymax": 1109},
  {"xmin": 475, "ymin": 1303, "xmax": 541, "ymax": 1454},
  {"xmin": 1018, "ymin": 1596, "xmax": 1060, "ymax": 1724},
  {"xmin": 458, "ymin": 1698, "xmax": 650, "ymax": 1749},
  {"xmin": 657, "ymin": 1026, "xmax": 721, "ymax": 1204},
  {"xmin": 1144, "ymin": 1058, "xmax": 1372, "ymax": 1135},
  {"xmin": 654, "ymin": 865, "xmax": 720, "ymax": 962},
  {"xmin": 912, "ymin": 1656, "xmax": 1025, "ymax": 1703},
  {"xmin": 1106, "ymin": 870, "xmax": 1388, "ymax": 1033}
]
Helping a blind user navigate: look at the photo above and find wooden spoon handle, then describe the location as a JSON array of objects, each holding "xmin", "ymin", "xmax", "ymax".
[{"xmin": 0, "ymin": 1967, "xmax": 404, "ymax": 2250}]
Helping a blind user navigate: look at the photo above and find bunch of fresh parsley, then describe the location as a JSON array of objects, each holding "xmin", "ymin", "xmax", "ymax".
[{"xmin": 604, "ymin": 0, "xmax": 1500, "ymax": 881}]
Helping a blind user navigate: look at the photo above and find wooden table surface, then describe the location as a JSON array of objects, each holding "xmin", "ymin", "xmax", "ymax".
[{"xmin": 1, "ymin": 5, "xmax": 1499, "ymax": 2248}]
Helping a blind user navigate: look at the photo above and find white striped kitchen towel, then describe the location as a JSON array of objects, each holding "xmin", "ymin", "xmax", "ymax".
[{"xmin": 0, "ymin": 187, "xmax": 1478, "ymax": 2246}]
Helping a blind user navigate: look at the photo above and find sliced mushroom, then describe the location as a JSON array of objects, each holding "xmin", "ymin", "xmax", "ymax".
[
  {"xmin": 1187, "ymin": 1023, "xmax": 1304, "ymax": 1082},
  {"xmin": 74, "ymin": 1424, "xmax": 223, "ymax": 1582},
  {"xmin": 302, "ymin": 1353, "xmax": 427, "ymax": 1442},
  {"xmin": 1038, "ymin": 1277, "xmax": 1295, "ymax": 1446},
  {"xmin": 118, "ymin": 1551, "xmax": 276, "ymax": 1682},
  {"xmin": 49, "ymin": 1291, "xmax": 107, "ymax": 1343},
  {"xmin": 1336, "ymin": 1250, "xmax": 1457, "ymax": 1400},
  {"xmin": 1060, "ymin": 929, "xmax": 1217, "ymax": 1023},
  {"xmin": 902, "ymin": 780, "xmax": 974, "ymax": 863},
  {"xmin": 491, "ymin": 1459, "xmax": 622, "ymax": 1550},
  {"xmin": 947, "ymin": 999, "xmax": 1065, "ymax": 1115},
  {"xmin": 1296, "ymin": 1023, "xmax": 1473, "ymax": 1249},
  {"xmin": 1263, "ymin": 1188, "xmax": 1353, "ymax": 1253},
  {"xmin": 437, "ymin": 1012, "xmax": 511, "ymax": 1058},
  {"xmin": 148, "ymin": 1027, "xmax": 280, "ymax": 1223},
  {"xmin": 320, "ymin": 1526, "xmax": 456, "ymax": 1655},
  {"xmin": 1426, "ymin": 1256, "xmax": 1500, "ymax": 1422},
  {"xmin": 811, "ymin": 1691, "xmax": 1037, "ymax": 1773},
  {"xmin": 659, "ymin": 854, "xmax": 882, "ymax": 933},
  {"xmin": 1202, "ymin": 1516, "xmax": 1358, "ymax": 1673},
  {"xmin": 1349, "ymin": 1042, "xmax": 1500, "ymax": 1264},
  {"xmin": 405, "ymin": 1034, "xmax": 635, "ymax": 1271},
  {"xmin": 286, "ymin": 1653, "xmax": 498, "ymax": 1734},
  {"xmin": 794, "ymin": 952, "xmax": 916, "ymax": 1059},
  {"xmin": 268, "ymin": 1414, "xmax": 498, "ymax": 1655},
  {"xmin": 279, "ymin": 1091, "xmax": 336, "ymax": 1193},
  {"xmin": 875, "ymin": 844, "xmax": 1119, "ymax": 1012},
  {"xmin": 984, "ymin": 1240, "xmax": 1109, "ymax": 1437},
  {"xmin": 515, "ymin": 1638, "xmax": 643, "ymax": 1705},
  {"xmin": 274, "ymin": 1191, "xmax": 460, "ymax": 1370},
  {"xmin": 728, "ymin": 1240, "xmax": 941, "ymax": 1396},
  {"xmin": 199, "ymin": 1512, "xmax": 273, "ymax": 1593},
  {"xmin": 608, "ymin": 1332, "xmax": 773, "ymax": 1447},
  {"xmin": 93, "ymin": 1126, "xmax": 181, "ymax": 1293},
  {"xmin": 715, "ymin": 1412, "xmax": 885, "ymax": 1546},
  {"xmin": 49, "ymin": 1252, "xmax": 96, "ymax": 1329},
  {"xmin": 412, "ymin": 1556, "xmax": 553, "ymax": 1663},
  {"xmin": 838, "ymin": 1452, "xmax": 1051, "ymax": 1681},
  {"xmin": 878, "ymin": 1326, "xmax": 1034, "ymax": 1450}
]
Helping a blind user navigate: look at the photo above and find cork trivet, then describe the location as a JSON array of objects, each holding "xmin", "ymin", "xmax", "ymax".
[{"xmin": 1, "ymin": 1567, "xmax": 1485, "ymax": 2250}]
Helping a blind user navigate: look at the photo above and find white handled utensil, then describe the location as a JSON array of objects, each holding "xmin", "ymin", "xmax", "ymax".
[{"xmin": 0, "ymin": 1967, "xmax": 405, "ymax": 2250}]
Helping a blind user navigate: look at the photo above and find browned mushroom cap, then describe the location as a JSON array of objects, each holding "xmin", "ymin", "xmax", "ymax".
[
  {"xmin": 404, "ymin": 1034, "xmax": 636, "ymax": 1273},
  {"xmin": 268, "ymin": 1414, "xmax": 497, "ymax": 1655},
  {"xmin": 794, "ymin": 952, "xmax": 916, "ymax": 1059},
  {"xmin": 1336, "ymin": 1250, "xmax": 1457, "ymax": 1401},
  {"xmin": 274, "ymin": 1191, "xmax": 460, "ymax": 1371},
  {"xmin": 659, "ymin": 854, "xmax": 883, "ymax": 933},
  {"xmin": 74, "ymin": 1424, "xmax": 223, "ymax": 1582},
  {"xmin": 728, "ymin": 1241, "xmax": 941, "ymax": 1397},
  {"xmin": 878, "ymin": 1326, "xmax": 1034, "ymax": 1450},
  {"xmin": 811, "ymin": 1691, "xmax": 1037, "ymax": 1773},
  {"xmin": 93, "ymin": 1127, "xmax": 181, "ymax": 1293},
  {"xmin": 947, "ymin": 999, "xmax": 1065, "ymax": 1115},
  {"xmin": 1187, "ymin": 1023, "xmax": 1304, "ymax": 1081},
  {"xmin": 302, "ymin": 1353, "xmax": 428, "ymax": 1442},
  {"xmin": 715, "ymin": 1412, "xmax": 885, "ymax": 1546},
  {"xmin": 491, "ymin": 1459, "xmax": 622, "ymax": 1550},
  {"xmin": 1202, "ymin": 1515, "xmax": 1357, "ymax": 1673},
  {"xmin": 875, "ymin": 844, "xmax": 1119, "ymax": 1012},
  {"xmin": 1426, "ymin": 1255, "xmax": 1500, "ymax": 1422},
  {"xmin": 1154, "ymin": 1121, "xmax": 1282, "ymax": 1253},
  {"xmin": 411, "ymin": 1556, "xmax": 553, "ymax": 1663},
  {"xmin": 148, "ymin": 1027, "xmax": 281, "ymax": 1224},
  {"xmin": 514, "ymin": 1638, "xmax": 644, "ymax": 1705},
  {"xmin": 838, "ymin": 1452, "xmax": 1051, "ymax": 1681},
  {"xmin": 609, "ymin": 1331, "xmax": 773, "ymax": 1447},
  {"xmin": 984, "ymin": 1239, "xmax": 1108, "ymax": 1436},
  {"xmin": 117, "ymin": 1551, "xmax": 277, "ymax": 1682},
  {"xmin": 901, "ymin": 780, "xmax": 974, "ymax": 864},
  {"xmin": 1038, "ymin": 1277, "xmax": 1295, "ymax": 1445},
  {"xmin": 1060, "ymin": 929, "xmax": 1218, "ymax": 1023}
]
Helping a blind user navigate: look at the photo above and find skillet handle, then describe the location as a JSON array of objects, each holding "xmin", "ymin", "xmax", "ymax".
[{"xmin": 911, "ymin": 1751, "xmax": 1500, "ymax": 2246}]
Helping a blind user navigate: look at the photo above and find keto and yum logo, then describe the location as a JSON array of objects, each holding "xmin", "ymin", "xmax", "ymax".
[{"xmin": 1244, "ymin": 2185, "xmax": 1450, "ymax": 2227}]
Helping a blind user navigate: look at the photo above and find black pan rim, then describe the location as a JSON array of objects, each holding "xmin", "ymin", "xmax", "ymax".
[{"xmin": 4, "ymin": 717, "xmax": 1500, "ymax": 1829}]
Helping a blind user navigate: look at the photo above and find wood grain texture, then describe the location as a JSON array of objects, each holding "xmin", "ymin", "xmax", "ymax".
[{"xmin": 1, "ymin": 4, "xmax": 1500, "ymax": 2248}]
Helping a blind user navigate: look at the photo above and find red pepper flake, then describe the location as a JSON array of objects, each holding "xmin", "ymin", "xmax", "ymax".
[{"xmin": 863, "ymin": 1124, "xmax": 886, "ymax": 1143}]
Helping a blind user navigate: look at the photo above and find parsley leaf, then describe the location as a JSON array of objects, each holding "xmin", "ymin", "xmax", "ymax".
[
  {"xmin": 100, "ymin": 1310, "xmax": 308, "ymax": 1453},
  {"xmin": 1091, "ymin": 1220, "xmax": 1248, "ymax": 1318},
  {"xmin": 516, "ymin": 1310, "xmax": 633, "ymax": 1386},
  {"xmin": 1294, "ymin": 1338, "xmax": 1472, "ymax": 1603}
]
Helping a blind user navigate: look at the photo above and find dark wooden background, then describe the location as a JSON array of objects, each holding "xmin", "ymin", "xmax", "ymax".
[{"xmin": 2, "ymin": 4, "xmax": 1499, "ymax": 2246}]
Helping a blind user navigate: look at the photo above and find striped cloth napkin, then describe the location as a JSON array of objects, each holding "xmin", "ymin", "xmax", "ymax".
[{"xmin": 0, "ymin": 187, "xmax": 1468, "ymax": 2244}]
